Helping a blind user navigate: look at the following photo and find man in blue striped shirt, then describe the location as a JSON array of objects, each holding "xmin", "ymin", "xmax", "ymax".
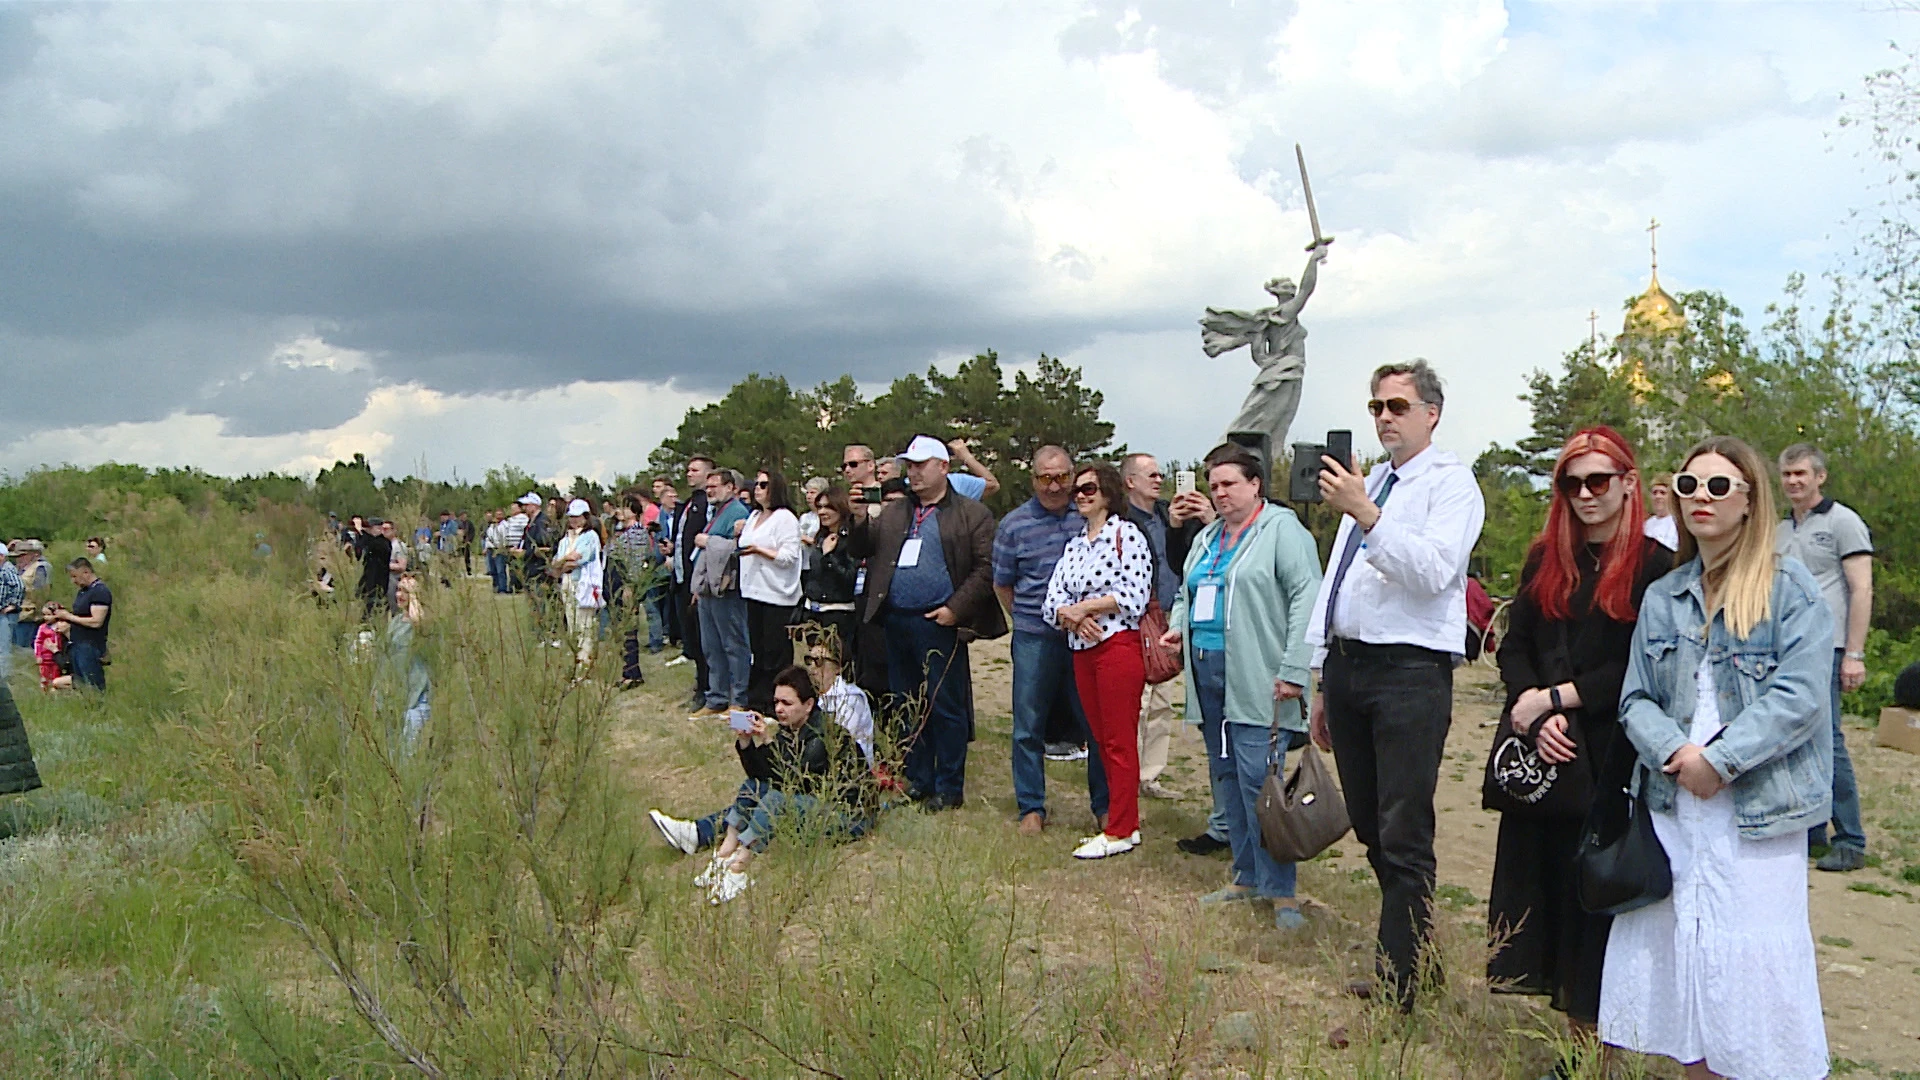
[
  {"xmin": 993, "ymin": 445, "xmax": 1106, "ymax": 836},
  {"xmin": 0, "ymin": 548, "xmax": 23, "ymax": 679}
]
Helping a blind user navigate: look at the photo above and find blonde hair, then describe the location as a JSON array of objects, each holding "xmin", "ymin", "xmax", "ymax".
[{"xmin": 1674, "ymin": 436, "xmax": 1777, "ymax": 640}]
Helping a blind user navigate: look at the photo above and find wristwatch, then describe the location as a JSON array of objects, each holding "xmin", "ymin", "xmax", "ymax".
[{"xmin": 1548, "ymin": 686, "xmax": 1564, "ymax": 714}]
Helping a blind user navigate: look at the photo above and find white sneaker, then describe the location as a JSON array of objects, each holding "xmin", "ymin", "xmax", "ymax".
[
  {"xmin": 708, "ymin": 868, "xmax": 750, "ymax": 904},
  {"xmin": 1072, "ymin": 832, "xmax": 1140, "ymax": 860},
  {"xmin": 664, "ymin": 655, "xmax": 689, "ymax": 667},
  {"xmin": 649, "ymin": 809, "xmax": 699, "ymax": 855},
  {"xmin": 692, "ymin": 853, "xmax": 725, "ymax": 889}
]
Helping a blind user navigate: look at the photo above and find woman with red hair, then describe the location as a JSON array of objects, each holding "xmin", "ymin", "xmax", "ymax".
[{"xmin": 1486, "ymin": 427, "xmax": 1673, "ymax": 1070}]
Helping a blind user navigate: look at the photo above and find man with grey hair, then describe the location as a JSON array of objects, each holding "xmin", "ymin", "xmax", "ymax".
[
  {"xmin": 994, "ymin": 445, "xmax": 1103, "ymax": 834},
  {"xmin": 1305, "ymin": 357, "xmax": 1485, "ymax": 1008},
  {"xmin": 1775, "ymin": 442, "xmax": 1874, "ymax": 872}
]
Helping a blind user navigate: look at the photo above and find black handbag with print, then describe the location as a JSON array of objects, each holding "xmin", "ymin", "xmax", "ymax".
[{"xmin": 1480, "ymin": 621, "xmax": 1593, "ymax": 818}]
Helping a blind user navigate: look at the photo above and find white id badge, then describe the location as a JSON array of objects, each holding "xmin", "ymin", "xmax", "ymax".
[
  {"xmin": 1192, "ymin": 584, "xmax": 1219, "ymax": 623},
  {"xmin": 898, "ymin": 537, "xmax": 922, "ymax": 568}
]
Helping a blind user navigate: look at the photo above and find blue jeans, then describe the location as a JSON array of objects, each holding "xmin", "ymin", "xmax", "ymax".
[
  {"xmin": 1193, "ymin": 648, "xmax": 1295, "ymax": 899},
  {"xmin": 69, "ymin": 639, "xmax": 106, "ymax": 690},
  {"xmin": 1010, "ymin": 630, "xmax": 1106, "ymax": 819},
  {"xmin": 645, "ymin": 589, "xmax": 669, "ymax": 651},
  {"xmin": 1811, "ymin": 649, "xmax": 1868, "ymax": 853},
  {"xmin": 698, "ymin": 593, "xmax": 751, "ymax": 710},
  {"xmin": 10, "ymin": 617, "xmax": 32, "ymax": 651},
  {"xmin": 0, "ymin": 613, "xmax": 12, "ymax": 678},
  {"xmin": 695, "ymin": 778, "xmax": 869, "ymax": 851},
  {"xmin": 885, "ymin": 608, "xmax": 971, "ymax": 800}
]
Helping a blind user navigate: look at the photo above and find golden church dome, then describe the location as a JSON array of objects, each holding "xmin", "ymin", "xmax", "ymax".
[{"xmin": 1625, "ymin": 270, "xmax": 1685, "ymax": 334}]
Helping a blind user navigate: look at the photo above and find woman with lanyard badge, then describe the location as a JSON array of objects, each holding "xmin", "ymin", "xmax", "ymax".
[{"xmin": 1160, "ymin": 444, "xmax": 1322, "ymax": 930}]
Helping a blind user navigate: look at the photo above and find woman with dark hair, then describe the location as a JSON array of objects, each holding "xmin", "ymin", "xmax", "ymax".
[
  {"xmin": 1158, "ymin": 443, "xmax": 1322, "ymax": 928},
  {"xmin": 1043, "ymin": 461, "xmax": 1154, "ymax": 860},
  {"xmin": 800, "ymin": 484, "xmax": 861, "ymax": 661},
  {"xmin": 1486, "ymin": 426, "xmax": 1671, "ymax": 1065},
  {"xmin": 740, "ymin": 468, "xmax": 803, "ymax": 713},
  {"xmin": 647, "ymin": 664, "xmax": 871, "ymax": 904}
]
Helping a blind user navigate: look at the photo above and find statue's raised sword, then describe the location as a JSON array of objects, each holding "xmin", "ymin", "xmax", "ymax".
[{"xmin": 1296, "ymin": 143, "xmax": 1333, "ymax": 256}]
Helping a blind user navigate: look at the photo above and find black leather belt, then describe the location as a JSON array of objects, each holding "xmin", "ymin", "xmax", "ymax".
[{"xmin": 1330, "ymin": 637, "xmax": 1450, "ymax": 666}]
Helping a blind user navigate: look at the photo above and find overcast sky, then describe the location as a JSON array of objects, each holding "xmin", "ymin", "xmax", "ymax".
[{"xmin": 0, "ymin": 0, "xmax": 1903, "ymax": 484}]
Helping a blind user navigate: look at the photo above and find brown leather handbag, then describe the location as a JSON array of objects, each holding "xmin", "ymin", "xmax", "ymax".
[{"xmin": 1256, "ymin": 701, "xmax": 1351, "ymax": 863}]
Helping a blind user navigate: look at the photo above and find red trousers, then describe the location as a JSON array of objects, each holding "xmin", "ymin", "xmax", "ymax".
[{"xmin": 1073, "ymin": 630, "xmax": 1145, "ymax": 839}]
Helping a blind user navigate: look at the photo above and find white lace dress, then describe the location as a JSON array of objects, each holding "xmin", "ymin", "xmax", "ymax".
[{"xmin": 1599, "ymin": 656, "xmax": 1829, "ymax": 1079}]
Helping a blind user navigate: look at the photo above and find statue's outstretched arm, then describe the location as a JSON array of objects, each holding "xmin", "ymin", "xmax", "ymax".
[{"xmin": 1277, "ymin": 249, "xmax": 1324, "ymax": 320}]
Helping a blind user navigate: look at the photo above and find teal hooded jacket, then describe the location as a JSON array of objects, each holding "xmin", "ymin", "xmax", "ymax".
[{"xmin": 1166, "ymin": 504, "xmax": 1323, "ymax": 732}]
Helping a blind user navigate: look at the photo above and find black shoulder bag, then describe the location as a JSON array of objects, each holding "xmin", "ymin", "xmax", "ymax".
[{"xmin": 1575, "ymin": 729, "xmax": 1671, "ymax": 915}]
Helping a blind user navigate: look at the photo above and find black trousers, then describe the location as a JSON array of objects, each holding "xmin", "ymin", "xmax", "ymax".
[
  {"xmin": 745, "ymin": 599, "xmax": 797, "ymax": 714},
  {"xmin": 1322, "ymin": 639, "xmax": 1454, "ymax": 1005},
  {"xmin": 675, "ymin": 581, "xmax": 707, "ymax": 701}
]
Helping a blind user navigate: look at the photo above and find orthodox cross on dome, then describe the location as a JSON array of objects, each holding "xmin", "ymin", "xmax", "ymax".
[
  {"xmin": 1588, "ymin": 309, "xmax": 1599, "ymax": 352},
  {"xmin": 1647, "ymin": 217, "xmax": 1661, "ymax": 278}
]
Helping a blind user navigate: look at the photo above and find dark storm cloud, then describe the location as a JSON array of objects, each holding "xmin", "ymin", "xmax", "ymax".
[{"xmin": 0, "ymin": 2, "xmax": 1137, "ymax": 443}]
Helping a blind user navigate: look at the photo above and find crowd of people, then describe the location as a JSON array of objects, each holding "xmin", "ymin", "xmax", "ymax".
[
  {"xmin": 265, "ymin": 352, "xmax": 1865, "ymax": 1078},
  {"xmin": 638, "ymin": 358, "xmax": 1863, "ymax": 1080},
  {"xmin": 0, "ymin": 536, "xmax": 113, "ymax": 693}
]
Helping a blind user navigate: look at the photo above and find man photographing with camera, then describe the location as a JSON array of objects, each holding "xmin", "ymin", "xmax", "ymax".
[{"xmin": 1303, "ymin": 358, "xmax": 1484, "ymax": 1010}]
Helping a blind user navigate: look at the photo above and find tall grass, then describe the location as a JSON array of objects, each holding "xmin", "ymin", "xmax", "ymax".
[{"xmin": 0, "ymin": 497, "xmax": 1702, "ymax": 1077}]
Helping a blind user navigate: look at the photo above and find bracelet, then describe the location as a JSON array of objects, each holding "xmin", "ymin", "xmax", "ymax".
[
  {"xmin": 1549, "ymin": 686, "xmax": 1564, "ymax": 714},
  {"xmin": 1844, "ymin": 651, "xmax": 1866, "ymax": 661}
]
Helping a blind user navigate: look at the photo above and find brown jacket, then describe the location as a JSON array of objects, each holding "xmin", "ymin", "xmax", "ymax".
[{"xmin": 846, "ymin": 485, "xmax": 1007, "ymax": 643}]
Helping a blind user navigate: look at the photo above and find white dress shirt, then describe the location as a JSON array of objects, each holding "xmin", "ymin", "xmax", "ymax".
[{"xmin": 1305, "ymin": 444, "xmax": 1485, "ymax": 670}]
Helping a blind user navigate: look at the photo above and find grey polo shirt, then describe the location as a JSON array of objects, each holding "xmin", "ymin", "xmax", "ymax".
[{"xmin": 1775, "ymin": 498, "xmax": 1872, "ymax": 649}]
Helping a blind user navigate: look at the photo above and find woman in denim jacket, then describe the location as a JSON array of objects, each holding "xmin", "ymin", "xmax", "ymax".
[{"xmin": 1600, "ymin": 436, "xmax": 1834, "ymax": 1080}]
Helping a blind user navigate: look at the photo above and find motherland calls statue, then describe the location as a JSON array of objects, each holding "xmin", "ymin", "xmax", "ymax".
[{"xmin": 1198, "ymin": 144, "xmax": 1332, "ymax": 456}]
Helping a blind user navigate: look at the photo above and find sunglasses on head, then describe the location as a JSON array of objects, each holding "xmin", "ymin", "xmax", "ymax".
[
  {"xmin": 1555, "ymin": 471, "xmax": 1621, "ymax": 497},
  {"xmin": 1674, "ymin": 472, "xmax": 1751, "ymax": 500},
  {"xmin": 1367, "ymin": 397, "xmax": 1429, "ymax": 417}
]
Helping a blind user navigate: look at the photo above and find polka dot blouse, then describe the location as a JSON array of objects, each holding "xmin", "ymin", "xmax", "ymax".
[{"xmin": 1041, "ymin": 514, "xmax": 1154, "ymax": 650}]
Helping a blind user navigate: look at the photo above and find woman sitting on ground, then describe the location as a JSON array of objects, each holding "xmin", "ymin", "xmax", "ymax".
[{"xmin": 648, "ymin": 665, "xmax": 872, "ymax": 904}]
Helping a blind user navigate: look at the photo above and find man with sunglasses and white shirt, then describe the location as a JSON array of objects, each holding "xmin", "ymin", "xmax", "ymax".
[
  {"xmin": 1305, "ymin": 358, "xmax": 1485, "ymax": 1010},
  {"xmin": 1775, "ymin": 442, "xmax": 1874, "ymax": 873}
]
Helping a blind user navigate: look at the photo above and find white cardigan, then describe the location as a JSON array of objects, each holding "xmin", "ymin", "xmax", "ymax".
[{"xmin": 738, "ymin": 508, "xmax": 803, "ymax": 606}]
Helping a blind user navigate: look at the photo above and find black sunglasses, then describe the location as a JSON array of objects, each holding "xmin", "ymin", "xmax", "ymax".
[
  {"xmin": 840, "ymin": 460, "xmax": 865, "ymax": 470},
  {"xmin": 1367, "ymin": 397, "xmax": 1430, "ymax": 417},
  {"xmin": 1072, "ymin": 482, "xmax": 1100, "ymax": 497},
  {"xmin": 1555, "ymin": 471, "xmax": 1621, "ymax": 497},
  {"xmin": 754, "ymin": 480, "xmax": 770, "ymax": 489}
]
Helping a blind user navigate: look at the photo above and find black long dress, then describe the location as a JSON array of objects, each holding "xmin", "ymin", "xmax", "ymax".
[{"xmin": 1486, "ymin": 536, "xmax": 1671, "ymax": 1022}]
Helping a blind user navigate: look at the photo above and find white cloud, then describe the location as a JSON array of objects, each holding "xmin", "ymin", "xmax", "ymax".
[{"xmin": 0, "ymin": 0, "xmax": 1906, "ymax": 481}]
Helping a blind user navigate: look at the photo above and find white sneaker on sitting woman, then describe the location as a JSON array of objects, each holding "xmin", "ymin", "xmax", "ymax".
[
  {"xmin": 708, "ymin": 868, "xmax": 750, "ymax": 904},
  {"xmin": 692, "ymin": 853, "xmax": 726, "ymax": 889},
  {"xmin": 1072, "ymin": 831, "xmax": 1140, "ymax": 859},
  {"xmin": 649, "ymin": 809, "xmax": 699, "ymax": 855}
]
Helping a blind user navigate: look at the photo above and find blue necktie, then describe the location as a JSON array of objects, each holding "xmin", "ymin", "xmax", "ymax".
[{"xmin": 1321, "ymin": 471, "xmax": 1397, "ymax": 642}]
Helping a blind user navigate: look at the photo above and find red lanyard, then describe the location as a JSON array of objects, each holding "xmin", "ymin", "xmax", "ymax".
[
  {"xmin": 910, "ymin": 503, "xmax": 936, "ymax": 538},
  {"xmin": 1209, "ymin": 503, "xmax": 1262, "ymax": 576}
]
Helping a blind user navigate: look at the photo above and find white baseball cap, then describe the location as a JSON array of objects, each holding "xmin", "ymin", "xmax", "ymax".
[
  {"xmin": 518, "ymin": 493, "xmax": 542, "ymax": 506},
  {"xmin": 897, "ymin": 435, "xmax": 950, "ymax": 463},
  {"xmin": 566, "ymin": 498, "xmax": 591, "ymax": 516}
]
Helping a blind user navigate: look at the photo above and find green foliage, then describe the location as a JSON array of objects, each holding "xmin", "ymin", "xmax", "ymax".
[{"xmin": 646, "ymin": 351, "xmax": 1117, "ymax": 513}]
